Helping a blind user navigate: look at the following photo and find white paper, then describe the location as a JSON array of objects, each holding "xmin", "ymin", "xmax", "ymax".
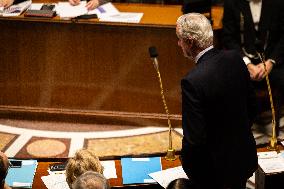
[
  {"xmin": 101, "ymin": 160, "xmax": 117, "ymax": 179},
  {"xmin": 29, "ymin": 3, "xmax": 44, "ymax": 10},
  {"xmin": 56, "ymin": 1, "xmax": 87, "ymax": 18},
  {"xmin": 257, "ymin": 151, "xmax": 278, "ymax": 159},
  {"xmin": 12, "ymin": 182, "xmax": 32, "ymax": 187},
  {"xmin": 2, "ymin": 0, "xmax": 31, "ymax": 16},
  {"xmin": 99, "ymin": 12, "xmax": 143, "ymax": 23},
  {"xmin": 90, "ymin": 2, "xmax": 119, "ymax": 19},
  {"xmin": 149, "ymin": 166, "xmax": 188, "ymax": 188},
  {"xmin": 258, "ymin": 156, "xmax": 284, "ymax": 173},
  {"xmin": 132, "ymin": 158, "xmax": 150, "ymax": 161},
  {"xmin": 42, "ymin": 174, "xmax": 70, "ymax": 189}
]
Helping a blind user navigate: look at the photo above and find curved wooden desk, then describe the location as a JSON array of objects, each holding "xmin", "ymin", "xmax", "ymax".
[{"xmin": 0, "ymin": 3, "xmax": 223, "ymax": 125}]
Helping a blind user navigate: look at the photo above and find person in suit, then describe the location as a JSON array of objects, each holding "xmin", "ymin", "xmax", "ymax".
[
  {"xmin": 68, "ymin": 0, "xmax": 109, "ymax": 11},
  {"xmin": 0, "ymin": 151, "xmax": 11, "ymax": 189},
  {"xmin": 222, "ymin": 0, "xmax": 284, "ymax": 92},
  {"xmin": 72, "ymin": 171, "xmax": 110, "ymax": 189},
  {"xmin": 66, "ymin": 149, "xmax": 104, "ymax": 188},
  {"xmin": 176, "ymin": 13, "xmax": 258, "ymax": 189}
]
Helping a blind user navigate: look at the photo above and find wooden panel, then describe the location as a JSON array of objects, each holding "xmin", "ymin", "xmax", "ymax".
[{"xmin": 0, "ymin": 3, "xmax": 223, "ymax": 123}]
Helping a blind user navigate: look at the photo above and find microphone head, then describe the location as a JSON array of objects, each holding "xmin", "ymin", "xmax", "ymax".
[
  {"xmin": 255, "ymin": 39, "xmax": 264, "ymax": 53},
  {"xmin": 149, "ymin": 46, "xmax": 158, "ymax": 58}
]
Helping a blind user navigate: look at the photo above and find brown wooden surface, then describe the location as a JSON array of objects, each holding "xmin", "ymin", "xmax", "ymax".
[
  {"xmin": 32, "ymin": 157, "xmax": 181, "ymax": 189},
  {"xmin": 0, "ymin": 3, "xmax": 223, "ymax": 124}
]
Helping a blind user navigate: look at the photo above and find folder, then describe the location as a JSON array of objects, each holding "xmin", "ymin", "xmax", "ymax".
[
  {"xmin": 121, "ymin": 157, "xmax": 161, "ymax": 184},
  {"xmin": 5, "ymin": 159, "xmax": 38, "ymax": 188}
]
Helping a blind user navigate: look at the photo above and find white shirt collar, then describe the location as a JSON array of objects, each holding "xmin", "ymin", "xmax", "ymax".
[{"xmin": 195, "ymin": 45, "xmax": 214, "ymax": 64}]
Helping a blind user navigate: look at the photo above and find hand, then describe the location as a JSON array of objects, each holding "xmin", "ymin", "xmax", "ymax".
[
  {"xmin": 86, "ymin": 0, "xmax": 99, "ymax": 10},
  {"xmin": 247, "ymin": 63, "xmax": 265, "ymax": 81},
  {"xmin": 264, "ymin": 60, "xmax": 274, "ymax": 75},
  {"xmin": 69, "ymin": 0, "xmax": 80, "ymax": 6},
  {"xmin": 0, "ymin": 0, "xmax": 14, "ymax": 8}
]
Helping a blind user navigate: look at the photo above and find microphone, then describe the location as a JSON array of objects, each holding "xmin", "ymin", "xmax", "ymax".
[
  {"xmin": 148, "ymin": 46, "xmax": 159, "ymax": 71},
  {"xmin": 148, "ymin": 46, "xmax": 176, "ymax": 161},
  {"xmin": 255, "ymin": 40, "xmax": 278, "ymax": 150}
]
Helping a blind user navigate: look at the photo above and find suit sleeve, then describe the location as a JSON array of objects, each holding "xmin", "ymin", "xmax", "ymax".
[
  {"xmin": 269, "ymin": 2, "xmax": 284, "ymax": 65},
  {"xmin": 181, "ymin": 79, "xmax": 207, "ymax": 146},
  {"xmin": 222, "ymin": 0, "xmax": 243, "ymax": 56}
]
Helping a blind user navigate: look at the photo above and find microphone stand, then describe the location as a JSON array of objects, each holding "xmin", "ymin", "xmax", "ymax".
[
  {"xmin": 256, "ymin": 52, "xmax": 278, "ymax": 151},
  {"xmin": 149, "ymin": 49, "xmax": 176, "ymax": 161}
]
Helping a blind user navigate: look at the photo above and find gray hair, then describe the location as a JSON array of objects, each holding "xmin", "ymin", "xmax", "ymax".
[
  {"xmin": 72, "ymin": 171, "xmax": 110, "ymax": 189},
  {"xmin": 176, "ymin": 13, "xmax": 213, "ymax": 49}
]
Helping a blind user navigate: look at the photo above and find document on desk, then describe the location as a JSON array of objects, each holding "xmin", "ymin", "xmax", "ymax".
[
  {"xmin": 1, "ymin": 0, "xmax": 31, "ymax": 16},
  {"xmin": 99, "ymin": 12, "xmax": 143, "ymax": 23},
  {"xmin": 56, "ymin": 1, "xmax": 88, "ymax": 18},
  {"xmin": 149, "ymin": 166, "xmax": 188, "ymax": 188},
  {"xmin": 121, "ymin": 157, "xmax": 161, "ymax": 184},
  {"xmin": 258, "ymin": 151, "xmax": 284, "ymax": 173},
  {"xmin": 6, "ymin": 159, "xmax": 38, "ymax": 188}
]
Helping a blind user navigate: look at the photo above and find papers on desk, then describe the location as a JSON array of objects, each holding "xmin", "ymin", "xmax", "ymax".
[
  {"xmin": 5, "ymin": 159, "xmax": 38, "ymax": 188},
  {"xmin": 149, "ymin": 166, "xmax": 188, "ymax": 188},
  {"xmin": 1, "ymin": 0, "xmax": 31, "ymax": 16},
  {"xmin": 56, "ymin": 1, "xmax": 88, "ymax": 18},
  {"xmin": 258, "ymin": 151, "xmax": 284, "ymax": 173},
  {"xmin": 41, "ymin": 160, "xmax": 117, "ymax": 189},
  {"xmin": 56, "ymin": 2, "xmax": 143, "ymax": 23},
  {"xmin": 121, "ymin": 157, "xmax": 161, "ymax": 184}
]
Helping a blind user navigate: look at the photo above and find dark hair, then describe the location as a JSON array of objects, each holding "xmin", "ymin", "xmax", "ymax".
[
  {"xmin": 166, "ymin": 178, "xmax": 194, "ymax": 189},
  {"xmin": 0, "ymin": 155, "xmax": 8, "ymax": 187}
]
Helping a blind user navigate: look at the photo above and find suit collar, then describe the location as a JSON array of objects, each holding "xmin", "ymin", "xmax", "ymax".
[{"xmin": 196, "ymin": 47, "xmax": 218, "ymax": 64}]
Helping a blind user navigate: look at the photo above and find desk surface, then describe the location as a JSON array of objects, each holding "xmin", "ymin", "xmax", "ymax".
[
  {"xmin": 32, "ymin": 156, "xmax": 181, "ymax": 188},
  {"xmin": 0, "ymin": 3, "xmax": 223, "ymax": 29}
]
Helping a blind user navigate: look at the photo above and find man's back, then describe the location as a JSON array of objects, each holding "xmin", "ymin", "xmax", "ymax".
[{"xmin": 181, "ymin": 48, "xmax": 258, "ymax": 185}]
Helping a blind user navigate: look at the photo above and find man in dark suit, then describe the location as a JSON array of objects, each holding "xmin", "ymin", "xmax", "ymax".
[
  {"xmin": 222, "ymin": 0, "xmax": 284, "ymax": 92},
  {"xmin": 176, "ymin": 13, "xmax": 258, "ymax": 189}
]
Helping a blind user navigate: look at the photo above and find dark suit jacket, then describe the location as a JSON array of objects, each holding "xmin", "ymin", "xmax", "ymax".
[
  {"xmin": 181, "ymin": 48, "xmax": 258, "ymax": 188},
  {"xmin": 222, "ymin": 0, "xmax": 284, "ymax": 65}
]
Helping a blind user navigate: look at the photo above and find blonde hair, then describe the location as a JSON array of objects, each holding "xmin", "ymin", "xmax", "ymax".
[
  {"xmin": 176, "ymin": 13, "xmax": 213, "ymax": 49},
  {"xmin": 65, "ymin": 149, "xmax": 103, "ymax": 188}
]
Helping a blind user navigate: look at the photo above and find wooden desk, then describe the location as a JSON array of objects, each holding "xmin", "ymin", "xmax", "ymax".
[
  {"xmin": 32, "ymin": 156, "xmax": 181, "ymax": 188},
  {"xmin": 255, "ymin": 145, "xmax": 284, "ymax": 189},
  {"xmin": 0, "ymin": 3, "xmax": 223, "ymax": 125}
]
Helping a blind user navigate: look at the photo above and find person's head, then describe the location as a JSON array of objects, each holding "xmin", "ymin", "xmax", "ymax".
[
  {"xmin": 166, "ymin": 178, "xmax": 194, "ymax": 189},
  {"xmin": 72, "ymin": 171, "xmax": 110, "ymax": 189},
  {"xmin": 66, "ymin": 149, "xmax": 103, "ymax": 188},
  {"xmin": 0, "ymin": 151, "xmax": 9, "ymax": 189},
  {"xmin": 176, "ymin": 13, "xmax": 213, "ymax": 59}
]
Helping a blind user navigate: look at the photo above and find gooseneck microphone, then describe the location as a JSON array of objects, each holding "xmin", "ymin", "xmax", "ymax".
[
  {"xmin": 148, "ymin": 46, "xmax": 176, "ymax": 161},
  {"xmin": 255, "ymin": 39, "xmax": 278, "ymax": 150}
]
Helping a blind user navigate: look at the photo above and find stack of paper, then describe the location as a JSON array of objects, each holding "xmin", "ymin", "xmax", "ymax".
[
  {"xmin": 5, "ymin": 159, "xmax": 38, "ymax": 188},
  {"xmin": 1, "ymin": 0, "xmax": 31, "ymax": 16}
]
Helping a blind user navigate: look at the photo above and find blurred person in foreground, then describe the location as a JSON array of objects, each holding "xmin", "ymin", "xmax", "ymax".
[
  {"xmin": 72, "ymin": 171, "xmax": 110, "ymax": 189},
  {"xmin": 66, "ymin": 149, "xmax": 104, "ymax": 188},
  {"xmin": 0, "ymin": 151, "xmax": 11, "ymax": 189},
  {"xmin": 176, "ymin": 13, "xmax": 258, "ymax": 189}
]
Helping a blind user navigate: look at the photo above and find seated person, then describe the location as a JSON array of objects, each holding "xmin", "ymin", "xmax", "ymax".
[
  {"xmin": 66, "ymin": 149, "xmax": 104, "ymax": 188},
  {"xmin": 0, "ymin": 0, "xmax": 24, "ymax": 8},
  {"xmin": 69, "ymin": 0, "xmax": 110, "ymax": 10},
  {"xmin": 166, "ymin": 178, "xmax": 195, "ymax": 189},
  {"xmin": 0, "ymin": 151, "xmax": 11, "ymax": 189},
  {"xmin": 72, "ymin": 171, "xmax": 110, "ymax": 189}
]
